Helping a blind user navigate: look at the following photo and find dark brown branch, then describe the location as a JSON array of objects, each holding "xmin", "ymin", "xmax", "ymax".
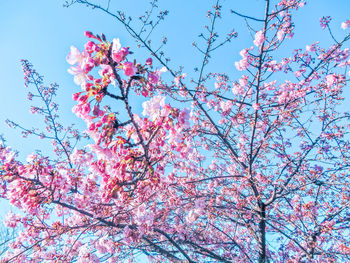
[{"xmin": 231, "ymin": 10, "xmax": 264, "ymax": 22}]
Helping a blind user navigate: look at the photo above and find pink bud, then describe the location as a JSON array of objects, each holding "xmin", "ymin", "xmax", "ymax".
[
  {"xmin": 93, "ymin": 105, "xmax": 100, "ymax": 116},
  {"xmin": 85, "ymin": 31, "xmax": 94, "ymax": 38},
  {"xmin": 146, "ymin": 58, "xmax": 153, "ymax": 66},
  {"xmin": 72, "ymin": 92, "xmax": 80, "ymax": 101}
]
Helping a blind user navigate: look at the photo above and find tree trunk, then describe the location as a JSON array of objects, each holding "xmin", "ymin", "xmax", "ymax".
[{"xmin": 259, "ymin": 204, "xmax": 266, "ymax": 263}]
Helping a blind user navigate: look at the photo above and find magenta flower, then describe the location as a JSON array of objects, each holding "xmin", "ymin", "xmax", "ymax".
[
  {"xmin": 146, "ymin": 58, "xmax": 153, "ymax": 66},
  {"xmin": 84, "ymin": 31, "xmax": 94, "ymax": 38},
  {"xmin": 148, "ymin": 72, "xmax": 158, "ymax": 84},
  {"xmin": 123, "ymin": 62, "xmax": 137, "ymax": 77},
  {"xmin": 148, "ymin": 66, "xmax": 167, "ymax": 84},
  {"xmin": 111, "ymin": 38, "xmax": 129, "ymax": 63}
]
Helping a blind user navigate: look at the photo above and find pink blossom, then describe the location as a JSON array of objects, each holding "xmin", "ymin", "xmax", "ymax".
[
  {"xmin": 341, "ymin": 20, "xmax": 350, "ymax": 30},
  {"xmin": 253, "ymin": 30, "xmax": 266, "ymax": 47},
  {"xmin": 239, "ymin": 75, "xmax": 249, "ymax": 87},
  {"xmin": 320, "ymin": 16, "xmax": 332, "ymax": 29},
  {"xmin": 232, "ymin": 83, "xmax": 244, "ymax": 95},
  {"xmin": 148, "ymin": 72, "xmax": 158, "ymax": 84},
  {"xmin": 252, "ymin": 103, "xmax": 260, "ymax": 111},
  {"xmin": 68, "ymin": 65, "xmax": 87, "ymax": 86},
  {"xmin": 66, "ymin": 46, "xmax": 85, "ymax": 65},
  {"xmin": 98, "ymin": 64, "xmax": 116, "ymax": 86},
  {"xmin": 294, "ymin": 68, "xmax": 305, "ymax": 77},
  {"xmin": 148, "ymin": 66, "xmax": 167, "ymax": 84},
  {"xmin": 123, "ymin": 226, "xmax": 133, "ymax": 245},
  {"xmin": 84, "ymin": 41, "xmax": 95, "ymax": 52},
  {"xmin": 277, "ymin": 30, "xmax": 284, "ymax": 41},
  {"xmin": 72, "ymin": 92, "xmax": 81, "ymax": 101},
  {"xmin": 84, "ymin": 31, "xmax": 94, "ymax": 38},
  {"xmin": 82, "ymin": 102, "xmax": 91, "ymax": 115},
  {"xmin": 235, "ymin": 49, "xmax": 250, "ymax": 71},
  {"xmin": 235, "ymin": 59, "xmax": 249, "ymax": 71},
  {"xmin": 146, "ymin": 58, "xmax": 153, "ymax": 65},
  {"xmin": 111, "ymin": 38, "xmax": 121, "ymax": 54},
  {"xmin": 325, "ymin": 74, "xmax": 336, "ymax": 86},
  {"xmin": 72, "ymin": 104, "xmax": 92, "ymax": 123},
  {"xmin": 66, "ymin": 46, "xmax": 90, "ymax": 87},
  {"xmin": 178, "ymin": 108, "xmax": 190, "ymax": 128},
  {"xmin": 92, "ymin": 105, "xmax": 104, "ymax": 116},
  {"xmin": 306, "ymin": 44, "xmax": 316, "ymax": 52},
  {"xmin": 239, "ymin": 48, "xmax": 248, "ymax": 57},
  {"xmin": 123, "ymin": 62, "xmax": 137, "ymax": 77},
  {"xmin": 83, "ymin": 57, "xmax": 95, "ymax": 73},
  {"xmin": 26, "ymin": 153, "xmax": 37, "ymax": 163},
  {"xmin": 142, "ymin": 95, "xmax": 166, "ymax": 120},
  {"xmin": 111, "ymin": 38, "xmax": 129, "ymax": 63},
  {"xmin": 0, "ymin": 146, "xmax": 15, "ymax": 163},
  {"xmin": 4, "ymin": 211, "xmax": 20, "ymax": 228},
  {"xmin": 220, "ymin": 100, "xmax": 233, "ymax": 115},
  {"xmin": 186, "ymin": 210, "xmax": 198, "ymax": 223}
]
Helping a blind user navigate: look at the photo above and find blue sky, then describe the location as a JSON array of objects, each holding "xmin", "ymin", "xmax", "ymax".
[{"xmin": 0, "ymin": 0, "xmax": 349, "ymax": 260}]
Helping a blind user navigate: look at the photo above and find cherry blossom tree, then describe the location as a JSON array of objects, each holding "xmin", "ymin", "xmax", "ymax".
[{"xmin": 1, "ymin": 0, "xmax": 350, "ymax": 262}]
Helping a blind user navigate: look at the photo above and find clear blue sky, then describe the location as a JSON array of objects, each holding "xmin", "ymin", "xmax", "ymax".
[{"xmin": 0, "ymin": 0, "xmax": 349, "ymax": 260}]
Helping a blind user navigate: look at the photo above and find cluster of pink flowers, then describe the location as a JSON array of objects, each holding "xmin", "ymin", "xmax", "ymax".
[
  {"xmin": 235, "ymin": 48, "xmax": 251, "ymax": 71},
  {"xmin": 67, "ymin": 38, "xmax": 123, "ymax": 89},
  {"xmin": 320, "ymin": 16, "xmax": 332, "ymax": 29},
  {"xmin": 341, "ymin": 19, "xmax": 350, "ymax": 30},
  {"xmin": 253, "ymin": 30, "xmax": 266, "ymax": 47}
]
